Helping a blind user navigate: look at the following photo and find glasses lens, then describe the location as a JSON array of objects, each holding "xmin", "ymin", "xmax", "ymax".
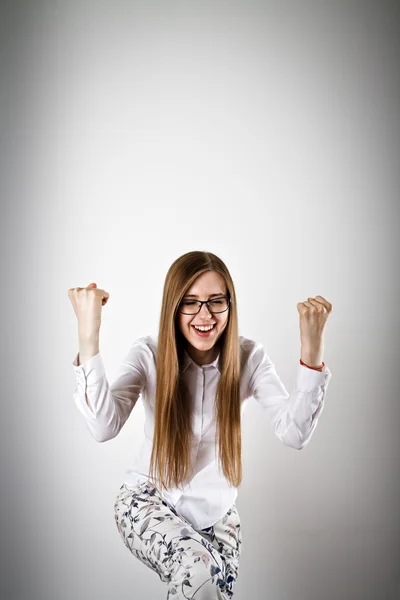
[{"xmin": 180, "ymin": 297, "xmax": 229, "ymax": 314}]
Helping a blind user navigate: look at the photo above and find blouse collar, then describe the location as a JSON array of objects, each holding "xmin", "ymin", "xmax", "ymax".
[{"xmin": 182, "ymin": 347, "xmax": 221, "ymax": 373}]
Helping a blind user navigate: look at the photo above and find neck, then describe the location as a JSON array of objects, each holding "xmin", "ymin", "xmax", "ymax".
[{"xmin": 185, "ymin": 342, "xmax": 220, "ymax": 366}]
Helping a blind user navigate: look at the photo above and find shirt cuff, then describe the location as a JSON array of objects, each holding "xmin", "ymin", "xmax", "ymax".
[{"xmin": 72, "ymin": 352, "xmax": 105, "ymax": 388}]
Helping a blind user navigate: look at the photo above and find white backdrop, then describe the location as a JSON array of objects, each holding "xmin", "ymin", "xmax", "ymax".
[{"xmin": 0, "ymin": 1, "xmax": 399, "ymax": 599}]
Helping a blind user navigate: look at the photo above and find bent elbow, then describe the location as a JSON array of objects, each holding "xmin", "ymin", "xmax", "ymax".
[
  {"xmin": 95, "ymin": 432, "xmax": 117, "ymax": 443},
  {"xmin": 88, "ymin": 428, "xmax": 117, "ymax": 443}
]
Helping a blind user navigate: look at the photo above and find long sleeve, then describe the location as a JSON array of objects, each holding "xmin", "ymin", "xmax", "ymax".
[
  {"xmin": 71, "ymin": 340, "xmax": 149, "ymax": 442},
  {"xmin": 248, "ymin": 344, "xmax": 332, "ymax": 449}
]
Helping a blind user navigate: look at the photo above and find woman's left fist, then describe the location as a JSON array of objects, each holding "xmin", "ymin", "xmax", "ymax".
[{"xmin": 297, "ymin": 295, "xmax": 333, "ymax": 347}]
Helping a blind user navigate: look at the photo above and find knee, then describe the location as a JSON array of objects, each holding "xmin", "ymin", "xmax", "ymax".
[{"xmin": 169, "ymin": 555, "xmax": 225, "ymax": 599}]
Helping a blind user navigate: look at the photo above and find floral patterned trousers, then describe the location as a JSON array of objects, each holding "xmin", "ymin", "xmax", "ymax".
[{"xmin": 114, "ymin": 481, "xmax": 242, "ymax": 599}]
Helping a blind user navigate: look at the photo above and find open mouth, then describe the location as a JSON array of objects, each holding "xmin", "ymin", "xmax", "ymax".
[{"xmin": 191, "ymin": 323, "xmax": 216, "ymax": 337}]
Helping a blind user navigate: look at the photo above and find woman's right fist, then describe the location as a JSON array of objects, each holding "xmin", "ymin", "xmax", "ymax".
[{"xmin": 68, "ymin": 282, "xmax": 110, "ymax": 339}]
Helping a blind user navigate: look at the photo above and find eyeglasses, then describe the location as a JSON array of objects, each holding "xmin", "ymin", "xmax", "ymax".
[{"xmin": 178, "ymin": 295, "xmax": 231, "ymax": 315}]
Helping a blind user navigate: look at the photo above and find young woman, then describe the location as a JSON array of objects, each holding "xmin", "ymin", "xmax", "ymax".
[{"xmin": 69, "ymin": 250, "xmax": 332, "ymax": 599}]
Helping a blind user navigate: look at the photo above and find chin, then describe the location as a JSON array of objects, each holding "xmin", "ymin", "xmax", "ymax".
[{"xmin": 190, "ymin": 331, "xmax": 220, "ymax": 346}]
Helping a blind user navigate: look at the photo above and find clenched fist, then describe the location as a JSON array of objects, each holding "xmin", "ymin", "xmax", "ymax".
[
  {"xmin": 297, "ymin": 295, "xmax": 332, "ymax": 347},
  {"xmin": 68, "ymin": 282, "xmax": 110, "ymax": 341}
]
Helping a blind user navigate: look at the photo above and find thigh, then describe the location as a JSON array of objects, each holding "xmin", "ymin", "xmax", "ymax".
[
  {"xmin": 114, "ymin": 481, "xmax": 228, "ymax": 591},
  {"xmin": 196, "ymin": 503, "xmax": 242, "ymax": 598},
  {"xmin": 114, "ymin": 481, "xmax": 180, "ymax": 581}
]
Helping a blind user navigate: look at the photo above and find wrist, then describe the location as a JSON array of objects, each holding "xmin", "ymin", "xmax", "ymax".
[
  {"xmin": 300, "ymin": 351, "xmax": 323, "ymax": 368},
  {"xmin": 78, "ymin": 327, "xmax": 100, "ymax": 344},
  {"xmin": 301, "ymin": 341, "xmax": 323, "ymax": 366},
  {"xmin": 78, "ymin": 333, "xmax": 99, "ymax": 358}
]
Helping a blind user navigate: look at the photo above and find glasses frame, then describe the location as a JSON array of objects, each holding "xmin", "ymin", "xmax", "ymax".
[{"xmin": 178, "ymin": 295, "xmax": 231, "ymax": 315}]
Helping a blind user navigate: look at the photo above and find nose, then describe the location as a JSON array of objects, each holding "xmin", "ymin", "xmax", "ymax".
[{"xmin": 199, "ymin": 303, "xmax": 213, "ymax": 318}]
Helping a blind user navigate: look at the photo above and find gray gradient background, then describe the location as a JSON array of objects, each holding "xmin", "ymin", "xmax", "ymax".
[{"xmin": 0, "ymin": 1, "xmax": 399, "ymax": 599}]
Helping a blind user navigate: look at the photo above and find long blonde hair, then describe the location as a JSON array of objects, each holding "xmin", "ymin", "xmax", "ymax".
[{"xmin": 148, "ymin": 250, "xmax": 242, "ymax": 492}]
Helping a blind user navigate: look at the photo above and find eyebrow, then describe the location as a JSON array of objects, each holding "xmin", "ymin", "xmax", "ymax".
[{"xmin": 184, "ymin": 293, "xmax": 225, "ymax": 298}]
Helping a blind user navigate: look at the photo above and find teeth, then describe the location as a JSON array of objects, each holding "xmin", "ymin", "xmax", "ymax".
[{"xmin": 194, "ymin": 324, "xmax": 214, "ymax": 332}]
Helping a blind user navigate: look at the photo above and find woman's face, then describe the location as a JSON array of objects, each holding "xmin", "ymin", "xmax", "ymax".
[{"xmin": 176, "ymin": 271, "xmax": 229, "ymax": 360}]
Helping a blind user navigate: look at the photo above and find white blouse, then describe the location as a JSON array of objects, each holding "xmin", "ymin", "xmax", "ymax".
[{"xmin": 72, "ymin": 334, "xmax": 332, "ymax": 529}]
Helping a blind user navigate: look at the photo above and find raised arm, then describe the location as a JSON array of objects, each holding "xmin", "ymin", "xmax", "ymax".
[
  {"xmin": 68, "ymin": 282, "xmax": 148, "ymax": 442},
  {"xmin": 248, "ymin": 344, "xmax": 332, "ymax": 449},
  {"xmin": 72, "ymin": 340, "xmax": 149, "ymax": 442}
]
